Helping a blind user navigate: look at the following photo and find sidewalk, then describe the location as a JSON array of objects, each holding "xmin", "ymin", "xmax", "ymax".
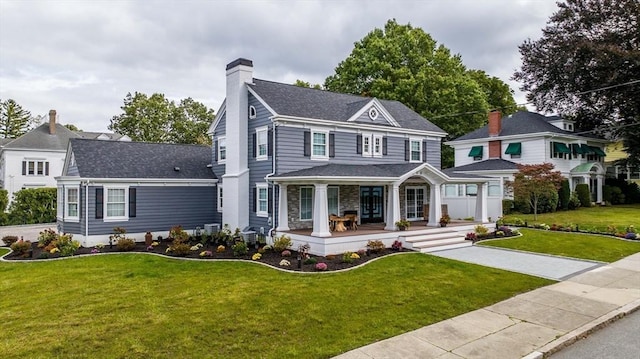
[{"xmin": 334, "ymin": 252, "xmax": 640, "ymax": 359}]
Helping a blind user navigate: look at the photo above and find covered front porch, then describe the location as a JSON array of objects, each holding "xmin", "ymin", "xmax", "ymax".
[{"xmin": 570, "ymin": 162, "xmax": 605, "ymax": 203}]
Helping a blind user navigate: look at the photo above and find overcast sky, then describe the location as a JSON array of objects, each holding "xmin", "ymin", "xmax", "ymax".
[{"xmin": 0, "ymin": 0, "xmax": 559, "ymax": 132}]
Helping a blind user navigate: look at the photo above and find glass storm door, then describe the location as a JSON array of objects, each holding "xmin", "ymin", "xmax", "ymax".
[
  {"xmin": 360, "ymin": 186, "xmax": 384, "ymax": 223},
  {"xmin": 405, "ymin": 186, "xmax": 426, "ymax": 220}
]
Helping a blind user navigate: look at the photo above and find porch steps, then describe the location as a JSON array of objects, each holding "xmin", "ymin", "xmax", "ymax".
[{"xmin": 401, "ymin": 225, "xmax": 476, "ymax": 253}]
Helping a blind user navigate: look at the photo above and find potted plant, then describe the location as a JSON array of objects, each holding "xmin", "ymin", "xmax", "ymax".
[
  {"xmin": 439, "ymin": 214, "xmax": 450, "ymax": 227},
  {"xmin": 395, "ymin": 219, "xmax": 410, "ymax": 231}
]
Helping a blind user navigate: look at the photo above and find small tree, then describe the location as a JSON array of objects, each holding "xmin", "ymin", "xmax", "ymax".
[
  {"xmin": 508, "ymin": 163, "xmax": 564, "ymax": 220},
  {"xmin": 558, "ymin": 179, "xmax": 571, "ymax": 210},
  {"xmin": 7, "ymin": 188, "xmax": 57, "ymax": 225}
]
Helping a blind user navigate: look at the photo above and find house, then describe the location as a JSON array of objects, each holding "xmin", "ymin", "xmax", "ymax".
[
  {"xmin": 56, "ymin": 139, "xmax": 217, "ymax": 246},
  {"xmin": 445, "ymin": 111, "xmax": 610, "ymax": 217},
  {"xmin": 0, "ymin": 110, "xmax": 129, "ymax": 205},
  {"xmin": 210, "ymin": 58, "xmax": 492, "ymax": 254},
  {"xmin": 604, "ymin": 140, "xmax": 640, "ymax": 185}
]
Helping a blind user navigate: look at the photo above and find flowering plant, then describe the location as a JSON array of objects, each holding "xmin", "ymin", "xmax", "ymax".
[
  {"xmin": 50, "ymin": 248, "xmax": 60, "ymax": 254},
  {"xmin": 279, "ymin": 259, "xmax": 290, "ymax": 267},
  {"xmin": 281, "ymin": 250, "xmax": 292, "ymax": 257},
  {"xmin": 146, "ymin": 245, "xmax": 154, "ymax": 251},
  {"xmin": 216, "ymin": 245, "xmax": 225, "ymax": 253},
  {"xmin": 95, "ymin": 243, "xmax": 105, "ymax": 249},
  {"xmin": 315, "ymin": 262, "xmax": 328, "ymax": 271},
  {"xmin": 465, "ymin": 232, "xmax": 477, "ymax": 241},
  {"xmin": 252, "ymin": 253, "xmax": 262, "ymax": 261},
  {"xmin": 392, "ymin": 240, "xmax": 403, "ymax": 250},
  {"xmin": 190, "ymin": 243, "xmax": 203, "ymax": 251},
  {"xmin": 90, "ymin": 248, "xmax": 100, "ymax": 254},
  {"xmin": 350, "ymin": 253, "xmax": 360, "ymax": 259},
  {"xmin": 151, "ymin": 241, "xmax": 159, "ymax": 247},
  {"xmin": 200, "ymin": 250, "xmax": 213, "ymax": 257}
]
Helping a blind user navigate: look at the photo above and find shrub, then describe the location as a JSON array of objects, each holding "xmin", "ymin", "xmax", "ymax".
[
  {"xmin": 567, "ymin": 192, "xmax": 581, "ymax": 210},
  {"xmin": 38, "ymin": 228, "xmax": 58, "ymax": 248},
  {"xmin": 169, "ymin": 225, "xmax": 190, "ymax": 243},
  {"xmin": 169, "ymin": 243, "xmax": 191, "ymax": 256},
  {"xmin": 341, "ymin": 251, "xmax": 354, "ymax": 263},
  {"xmin": 474, "ymin": 225, "xmax": 489, "ymax": 236},
  {"xmin": 391, "ymin": 240, "xmax": 403, "ymax": 250},
  {"xmin": 609, "ymin": 186, "xmax": 625, "ymax": 204},
  {"xmin": 558, "ymin": 179, "xmax": 570, "ymax": 210},
  {"xmin": 252, "ymin": 253, "xmax": 262, "ymax": 261},
  {"xmin": 116, "ymin": 238, "xmax": 136, "ymax": 252},
  {"xmin": 37, "ymin": 252, "xmax": 49, "ymax": 259},
  {"xmin": 11, "ymin": 240, "xmax": 32, "ymax": 257},
  {"xmin": 304, "ymin": 257, "xmax": 317, "ymax": 265},
  {"xmin": 272, "ymin": 235, "xmax": 292, "ymax": 252},
  {"xmin": 232, "ymin": 241, "xmax": 248, "ymax": 256},
  {"xmin": 58, "ymin": 238, "xmax": 81, "ymax": 257},
  {"xmin": 6, "ymin": 187, "xmax": 56, "ymax": 225},
  {"xmin": 315, "ymin": 262, "xmax": 328, "ymax": 271},
  {"xmin": 279, "ymin": 259, "xmax": 290, "ymax": 267},
  {"xmin": 1, "ymin": 235, "xmax": 19, "ymax": 246},
  {"xmin": 281, "ymin": 250, "xmax": 292, "ymax": 257},
  {"xmin": 366, "ymin": 240, "xmax": 385, "ymax": 253},
  {"xmin": 502, "ymin": 199, "xmax": 515, "ymax": 215},
  {"xmin": 497, "ymin": 226, "xmax": 513, "ymax": 235},
  {"xmin": 216, "ymin": 245, "xmax": 226, "ymax": 253},
  {"xmin": 575, "ymin": 184, "xmax": 591, "ymax": 207},
  {"xmin": 199, "ymin": 250, "xmax": 213, "ymax": 257}
]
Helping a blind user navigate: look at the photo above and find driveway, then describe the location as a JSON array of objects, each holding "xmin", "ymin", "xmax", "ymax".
[{"xmin": 430, "ymin": 246, "xmax": 605, "ymax": 280}]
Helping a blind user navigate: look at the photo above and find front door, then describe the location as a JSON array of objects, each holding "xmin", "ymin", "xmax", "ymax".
[
  {"xmin": 405, "ymin": 186, "xmax": 427, "ymax": 221},
  {"xmin": 360, "ymin": 186, "xmax": 384, "ymax": 223}
]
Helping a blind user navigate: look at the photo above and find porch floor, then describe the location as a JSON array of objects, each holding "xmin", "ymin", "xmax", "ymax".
[{"xmin": 284, "ymin": 220, "xmax": 481, "ymax": 238}]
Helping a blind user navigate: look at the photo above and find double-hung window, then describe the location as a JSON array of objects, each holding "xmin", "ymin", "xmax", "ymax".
[
  {"xmin": 217, "ymin": 184, "xmax": 223, "ymax": 212},
  {"xmin": 105, "ymin": 187, "xmax": 127, "ymax": 220},
  {"xmin": 373, "ymin": 135, "xmax": 383, "ymax": 157},
  {"xmin": 410, "ymin": 139, "xmax": 421, "ymax": 162},
  {"xmin": 23, "ymin": 160, "xmax": 49, "ymax": 176},
  {"xmin": 256, "ymin": 127, "xmax": 268, "ymax": 160},
  {"xmin": 312, "ymin": 130, "xmax": 328, "ymax": 159},
  {"xmin": 363, "ymin": 136, "xmax": 371, "ymax": 156},
  {"xmin": 256, "ymin": 183, "xmax": 268, "ymax": 217},
  {"xmin": 300, "ymin": 186, "xmax": 313, "ymax": 220},
  {"xmin": 66, "ymin": 187, "xmax": 79, "ymax": 219},
  {"xmin": 218, "ymin": 137, "xmax": 227, "ymax": 163}
]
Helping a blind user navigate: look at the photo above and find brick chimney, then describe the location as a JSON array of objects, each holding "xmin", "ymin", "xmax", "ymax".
[
  {"xmin": 48, "ymin": 110, "xmax": 57, "ymax": 135},
  {"xmin": 488, "ymin": 111, "xmax": 502, "ymax": 158}
]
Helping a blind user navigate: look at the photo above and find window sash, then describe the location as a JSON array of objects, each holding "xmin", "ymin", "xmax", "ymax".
[
  {"xmin": 312, "ymin": 132, "xmax": 327, "ymax": 157},
  {"xmin": 327, "ymin": 187, "xmax": 339, "ymax": 216},
  {"xmin": 106, "ymin": 188, "xmax": 126, "ymax": 217},
  {"xmin": 373, "ymin": 136, "xmax": 382, "ymax": 155},
  {"xmin": 257, "ymin": 129, "xmax": 267, "ymax": 157},
  {"xmin": 218, "ymin": 138, "xmax": 227, "ymax": 161},
  {"xmin": 410, "ymin": 140, "xmax": 421, "ymax": 161},
  {"xmin": 258, "ymin": 187, "xmax": 268, "ymax": 213},
  {"xmin": 300, "ymin": 187, "xmax": 313, "ymax": 220},
  {"xmin": 66, "ymin": 188, "xmax": 79, "ymax": 218}
]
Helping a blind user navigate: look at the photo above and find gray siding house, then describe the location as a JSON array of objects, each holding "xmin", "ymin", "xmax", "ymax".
[
  {"xmin": 56, "ymin": 139, "xmax": 218, "ymax": 246},
  {"xmin": 211, "ymin": 58, "xmax": 491, "ymax": 254}
]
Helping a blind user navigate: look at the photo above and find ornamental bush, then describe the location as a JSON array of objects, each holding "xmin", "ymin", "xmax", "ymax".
[
  {"xmin": 1, "ymin": 235, "xmax": 19, "ymax": 246},
  {"xmin": 232, "ymin": 240, "xmax": 248, "ymax": 256},
  {"xmin": 272, "ymin": 235, "xmax": 292, "ymax": 252},
  {"xmin": 575, "ymin": 184, "xmax": 591, "ymax": 207},
  {"xmin": 116, "ymin": 238, "xmax": 136, "ymax": 252},
  {"xmin": 558, "ymin": 179, "xmax": 570, "ymax": 210},
  {"xmin": 10, "ymin": 240, "xmax": 31, "ymax": 257}
]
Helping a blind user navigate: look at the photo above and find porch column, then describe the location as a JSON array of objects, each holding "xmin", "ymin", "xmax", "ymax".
[
  {"xmin": 385, "ymin": 183, "xmax": 401, "ymax": 230},
  {"xmin": 276, "ymin": 184, "xmax": 289, "ymax": 231},
  {"xmin": 596, "ymin": 175, "xmax": 604, "ymax": 203},
  {"xmin": 311, "ymin": 183, "xmax": 331, "ymax": 237},
  {"xmin": 428, "ymin": 183, "xmax": 442, "ymax": 227},
  {"xmin": 475, "ymin": 182, "xmax": 488, "ymax": 223}
]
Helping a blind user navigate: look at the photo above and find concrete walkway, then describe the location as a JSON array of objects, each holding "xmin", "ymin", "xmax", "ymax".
[
  {"xmin": 334, "ymin": 252, "xmax": 640, "ymax": 359},
  {"xmin": 430, "ymin": 246, "xmax": 605, "ymax": 280}
]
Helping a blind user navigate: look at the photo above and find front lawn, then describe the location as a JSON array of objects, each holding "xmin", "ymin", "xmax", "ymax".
[
  {"xmin": 0, "ymin": 249, "xmax": 551, "ymax": 358},
  {"xmin": 480, "ymin": 228, "xmax": 640, "ymax": 262},
  {"xmin": 502, "ymin": 204, "xmax": 640, "ymax": 233}
]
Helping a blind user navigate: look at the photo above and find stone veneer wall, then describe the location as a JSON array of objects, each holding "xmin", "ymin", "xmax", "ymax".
[{"xmin": 287, "ymin": 184, "xmax": 360, "ymax": 230}]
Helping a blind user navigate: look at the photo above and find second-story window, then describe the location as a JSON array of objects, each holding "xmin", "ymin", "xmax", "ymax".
[
  {"xmin": 312, "ymin": 130, "xmax": 328, "ymax": 159},
  {"xmin": 256, "ymin": 127, "xmax": 268, "ymax": 160},
  {"xmin": 218, "ymin": 137, "xmax": 226, "ymax": 163},
  {"xmin": 373, "ymin": 135, "xmax": 382, "ymax": 157},
  {"xmin": 410, "ymin": 139, "xmax": 421, "ymax": 162},
  {"xmin": 363, "ymin": 136, "xmax": 371, "ymax": 156},
  {"xmin": 22, "ymin": 160, "xmax": 49, "ymax": 176}
]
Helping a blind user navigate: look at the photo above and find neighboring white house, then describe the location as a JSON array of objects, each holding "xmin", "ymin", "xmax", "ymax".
[
  {"xmin": 0, "ymin": 110, "xmax": 130, "ymax": 205},
  {"xmin": 444, "ymin": 111, "xmax": 610, "ymax": 218}
]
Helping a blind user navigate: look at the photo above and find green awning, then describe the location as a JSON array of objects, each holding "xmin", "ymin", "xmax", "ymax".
[
  {"xmin": 581, "ymin": 144, "xmax": 595, "ymax": 154},
  {"xmin": 468, "ymin": 146, "xmax": 483, "ymax": 158},
  {"xmin": 504, "ymin": 142, "xmax": 522, "ymax": 155},
  {"xmin": 571, "ymin": 143, "xmax": 584, "ymax": 155},
  {"xmin": 553, "ymin": 142, "xmax": 570, "ymax": 154},
  {"xmin": 591, "ymin": 146, "xmax": 606, "ymax": 156}
]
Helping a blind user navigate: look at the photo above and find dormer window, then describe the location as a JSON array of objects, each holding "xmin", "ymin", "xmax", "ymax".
[
  {"xmin": 249, "ymin": 105, "xmax": 257, "ymax": 119},
  {"xmin": 368, "ymin": 107, "xmax": 379, "ymax": 121}
]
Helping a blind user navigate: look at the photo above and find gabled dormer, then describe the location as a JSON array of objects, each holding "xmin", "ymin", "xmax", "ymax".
[
  {"xmin": 347, "ymin": 98, "xmax": 399, "ymax": 127},
  {"xmin": 546, "ymin": 115, "xmax": 575, "ymax": 132}
]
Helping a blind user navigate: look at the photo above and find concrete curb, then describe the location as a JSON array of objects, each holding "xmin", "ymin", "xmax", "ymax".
[{"xmin": 522, "ymin": 298, "xmax": 640, "ymax": 359}]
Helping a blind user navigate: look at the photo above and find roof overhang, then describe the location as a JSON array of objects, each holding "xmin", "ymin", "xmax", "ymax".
[{"xmin": 56, "ymin": 176, "xmax": 218, "ymax": 187}]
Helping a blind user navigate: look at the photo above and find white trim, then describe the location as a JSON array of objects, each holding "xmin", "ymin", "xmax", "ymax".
[
  {"xmin": 445, "ymin": 132, "xmax": 610, "ymax": 146},
  {"xmin": 409, "ymin": 138, "xmax": 422, "ymax": 163},
  {"xmin": 247, "ymin": 87, "xmax": 278, "ymax": 117},
  {"xmin": 249, "ymin": 105, "xmax": 257, "ymax": 119},
  {"xmin": 256, "ymin": 183, "xmax": 269, "ymax": 217},
  {"xmin": 362, "ymin": 133, "xmax": 372, "ymax": 157},
  {"xmin": 255, "ymin": 126, "xmax": 268, "ymax": 161},
  {"xmin": 373, "ymin": 134, "xmax": 383, "ymax": 157},
  {"xmin": 207, "ymin": 101, "xmax": 226, "ymax": 135},
  {"xmin": 65, "ymin": 186, "xmax": 80, "ymax": 222},
  {"xmin": 368, "ymin": 107, "xmax": 379, "ymax": 121},
  {"xmin": 217, "ymin": 136, "xmax": 227, "ymax": 163},
  {"xmin": 103, "ymin": 185, "xmax": 129, "ymax": 222},
  {"xmin": 405, "ymin": 186, "xmax": 427, "ymax": 221},
  {"xmin": 56, "ymin": 176, "xmax": 217, "ymax": 186},
  {"xmin": 217, "ymin": 184, "xmax": 223, "ymax": 212},
  {"xmin": 346, "ymin": 99, "xmax": 400, "ymax": 127},
  {"xmin": 311, "ymin": 129, "xmax": 329, "ymax": 161},
  {"xmin": 299, "ymin": 186, "xmax": 313, "ymax": 221}
]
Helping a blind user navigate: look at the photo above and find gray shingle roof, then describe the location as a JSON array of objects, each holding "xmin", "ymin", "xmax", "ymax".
[
  {"xmin": 272, "ymin": 162, "xmax": 424, "ymax": 179},
  {"xmin": 248, "ymin": 79, "xmax": 445, "ymax": 134},
  {"xmin": 3, "ymin": 123, "xmax": 80, "ymax": 151},
  {"xmin": 447, "ymin": 159, "xmax": 519, "ymax": 172},
  {"xmin": 75, "ymin": 131, "xmax": 127, "ymax": 141},
  {"xmin": 450, "ymin": 111, "xmax": 599, "ymax": 141},
  {"xmin": 69, "ymin": 138, "xmax": 216, "ymax": 180}
]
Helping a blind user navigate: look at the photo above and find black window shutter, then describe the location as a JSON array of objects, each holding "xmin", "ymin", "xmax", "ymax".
[
  {"xmin": 303, "ymin": 130, "xmax": 311, "ymax": 157},
  {"xmin": 356, "ymin": 134, "xmax": 362, "ymax": 154},
  {"xmin": 129, "ymin": 188, "xmax": 136, "ymax": 218},
  {"xmin": 404, "ymin": 140, "xmax": 410, "ymax": 161},
  {"xmin": 252, "ymin": 133, "xmax": 257, "ymax": 158},
  {"xmin": 45, "ymin": 162, "xmax": 50, "ymax": 175},
  {"xmin": 329, "ymin": 133, "xmax": 335, "ymax": 158},
  {"xmin": 268, "ymin": 188, "xmax": 273, "ymax": 214},
  {"xmin": 95, "ymin": 188, "xmax": 103, "ymax": 219},
  {"xmin": 22, "ymin": 161, "xmax": 26, "ymax": 175},
  {"xmin": 382, "ymin": 137, "xmax": 388, "ymax": 155},
  {"xmin": 213, "ymin": 139, "xmax": 217, "ymax": 162},
  {"xmin": 422, "ymin": 141, "xmax": 427, "ymax": 162},
  {"xmin": 268, "ymin": 129, "xmax": 273, "ymax": 156},
  {"xmin": 253, "ymin": 187, "xmax": 257, "ymax": 212}
]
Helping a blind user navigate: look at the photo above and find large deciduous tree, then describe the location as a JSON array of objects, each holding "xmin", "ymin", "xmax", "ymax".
[
  {"xmin": 514, "ymin": 0, "xmax": 640, "ymax": 165},
  {"xmin": 109, "ymin": 92, "xmax": 214, "ymax": 144},
  {"xmin": 509, "ymin": 163, "xmax": 564, "ymax": 220},
  {"xmin": 324, "ymin": 19, "xmax": 517, "ymax": 168},
  {"xmin": 0, "ymin": 99, "xmax": 38, "ymax": 138}
]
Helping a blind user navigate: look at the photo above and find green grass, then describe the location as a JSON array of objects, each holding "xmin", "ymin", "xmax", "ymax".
[
  {"xmin": 480, "ymin": 228, "xmax": 640, "ymax": 262},
  {"xmin": 502, "ymin": 203, "xmax": 640, "ymax": 233},
  {"xmin": 0, "ymin": 249, "xmax": 551, "ymax": 358}
]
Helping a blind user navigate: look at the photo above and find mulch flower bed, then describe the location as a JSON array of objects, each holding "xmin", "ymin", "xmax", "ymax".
[{"xmin": 1, "ymin": 240, "xmax": 406, "ymax": 272}]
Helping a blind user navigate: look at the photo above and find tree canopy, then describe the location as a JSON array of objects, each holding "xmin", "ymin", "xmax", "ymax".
[
  {"xmin": 108, "ymin": 92, "xmax": 214, "ymax": 145},
  {"xmin": 509, "ymin": 163, "xmax": 564, "ymax": 220},
  {"xmin": 514, "ymin": 0, "xmax": 640, "ymax": 165},
  {"xmin": 323, "ymin": 19, "xmax": 518, "ymax": 168},
  {"xmin": 0, "ymin": 99, "xmax": 38, "ymax": 139}
]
